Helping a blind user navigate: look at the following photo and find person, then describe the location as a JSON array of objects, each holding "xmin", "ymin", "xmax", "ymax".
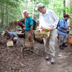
[
  {"xmin": 2, "ymin": 30, "xmax": 18, "ymax": 44},
  {"xmin": 37, "ymin": 3, "xmax": 59, "ymax": 64},
  {"xmin": 23, "ymin": 10, "xmax": 33, "ymax": 47},
  {"xmin": 13, "ymin": 19, "xmax": 25, "ymax": 30},
  {"xmin": 13, "ymin": 19, "xmax": 25, "ymax": 39},
  {"xmin": 57, "ymin": 14, "xmax": 70, "ymax": 50}
]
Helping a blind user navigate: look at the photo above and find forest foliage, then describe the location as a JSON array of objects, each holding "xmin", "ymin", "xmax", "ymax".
[{"xmin": 0, "ymin": 0, "xmax": 71, "ymax": 30}]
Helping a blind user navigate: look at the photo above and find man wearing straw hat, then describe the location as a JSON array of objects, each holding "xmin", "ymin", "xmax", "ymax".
[{"xmin": 37, "ymin": 3, "xmax": 59, "ymax": 64}]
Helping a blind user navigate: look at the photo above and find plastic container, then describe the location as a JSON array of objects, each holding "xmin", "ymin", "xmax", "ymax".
[{"xmin": 7, "ymin": 41, "xmax": 13, "ymax": 46}]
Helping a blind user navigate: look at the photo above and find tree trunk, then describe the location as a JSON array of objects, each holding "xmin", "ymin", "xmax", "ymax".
[
  {"xmin": 53, "ymin": 0, "xmax": 55, "ymax": 9},
  {"xmin": 70, "ymin": 0, "xmax": 72, "ymax": 31},
  {"xmin": 20, "ymin": 8, "xmax": 24, "ymax": 18},
  {"xmin": 25, "ymin": 0, "xmax": 27, "ymax": 9},
  {"xmin": 1, "ymin": 5, "xmax": 4, "ymax": 26},
  {"xmin": 6, "ymin": 3, "xmax": 9, "ymax": 27},
  {"xmin": 63, "ymin": 0, "xmax": 66, "ymax": 16},
  {"xmin": 32, "ymin": 0, "xmax": 34, "ymax": 19}
]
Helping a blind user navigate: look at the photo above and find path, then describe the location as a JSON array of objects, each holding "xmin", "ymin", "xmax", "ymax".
[{"xmin": 0, "ymin": 36, "xmax": 72, "ymax": 72}]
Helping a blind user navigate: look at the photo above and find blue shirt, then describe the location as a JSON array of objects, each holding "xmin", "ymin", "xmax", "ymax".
[
  {"xmin": 25, "ymin": 16, "xmax": 33, "ymax": 31},
  {"xmin": 8, "ymin": 32, "xmax": 18, "ymax": 39},
  {"xmin": 57, "ymin": 18, "xmax": 68, "ymax": 36}
]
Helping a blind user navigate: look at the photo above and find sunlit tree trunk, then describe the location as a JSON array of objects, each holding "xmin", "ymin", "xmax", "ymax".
[
  {"xmin": 63, "ymin": 0, "xmax": 66, "ymax": 16},
  {"xmin": 25, "ymin": 0, "xmax": 27, "ymax": 9},
  {"xmin": 20, "ymin": 8, "xmax": 24, "ymax": 18},
  {"xmin": 32, "ymin": 0, "xmax": 34, "ymax": 19},
  {"xmin": 53, "ymin": 0, "xmax": 55, "ymax": 9}
]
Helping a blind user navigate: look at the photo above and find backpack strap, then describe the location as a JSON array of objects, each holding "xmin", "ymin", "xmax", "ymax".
[{"xmin": 58, "ymin": 19, "xmax": 67, "ymax": 33}]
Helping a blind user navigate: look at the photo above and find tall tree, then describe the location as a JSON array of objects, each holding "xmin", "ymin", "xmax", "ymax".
[
  {"xmin": 6, "ymin": 3, "xmax": 9, "ymax": 27},
  {"xmin": 63, "ymin": 0, "xmax": 66, "ymax": 16},
  {"xmin": 1, "ymin": 5, "xmax": 4, "ymax": 25},
  {"xmin": 32, "ymin": 0, "xmax": 34, "ymax": 19},
  {"xmin": 70, "ymin": 0, "xmax": 72, "ymax": 30}
]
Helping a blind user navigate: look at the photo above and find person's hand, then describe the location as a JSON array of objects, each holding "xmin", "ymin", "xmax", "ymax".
[
  {"xmin": 49, "ymin": 25, "xmax": 54, "ymax": 30},
  {"xmin": 3, "ymin": 39, "xmax": 6, "ymax": 42},
  {"xmin": 41, "ymin": 26, "xmax": 46, "ymax": 30},
  {"xmin": 68, "ymin": 26, "xmax": 71, "ymax": 29},
  {"xmin": 41, "ymin": 26, "xmax": 43, "ymax": 29},
  {"xmin": 28, "ymin": 33, "xmax": 31, "ymax": 38}
]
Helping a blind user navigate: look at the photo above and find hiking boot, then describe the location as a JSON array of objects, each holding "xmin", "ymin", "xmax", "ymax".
[
  {"xmin": 51, "ymin": 56, "xmax": 55, "ymax": 64},
  {"xmin": 46, "ymin": 54, "xmax": 50, "ymax": 60},
  {"xmin": 59, "ymin": 45, "xmax": 64, "ymax": 50},
  {"xmin": 62, "ymin": 44, "xmax": 68, "ymax": 47}
]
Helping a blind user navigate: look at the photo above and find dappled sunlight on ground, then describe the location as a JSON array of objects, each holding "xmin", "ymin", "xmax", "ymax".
[{"xmin": 58, "ymin": 52, "xmax": 72, "ymax": 59}]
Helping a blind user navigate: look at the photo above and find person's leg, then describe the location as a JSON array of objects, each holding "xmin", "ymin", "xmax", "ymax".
[
  {"xmin": 13, "ymin": 37, "xmax": 18, "ymax": 44},
  {"xmin": 58, "ymin": 34, "xmax": 65, "ymax": 49},
  {"xmin": 25, "ymin": 31, "xmax": 34, "ymax": 39},
  {"xmin": 62, "ymin": 35, "xmax": 68, "ymax": 47},
  {"xmin": 43, "ymin": 38, "xmax": 50, "ymax": 60},
  {"xmin": 48, "ymin": 29, "xmax": 56, "ymax": 64},
  {"xmin": 24, "ymin": 31, "xmax": 34, "ymax": 52}
]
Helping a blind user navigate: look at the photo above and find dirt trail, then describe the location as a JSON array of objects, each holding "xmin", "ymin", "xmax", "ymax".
[{"xmin": 0, "ymin": 36, "xmax": 72, "ymax": 72}]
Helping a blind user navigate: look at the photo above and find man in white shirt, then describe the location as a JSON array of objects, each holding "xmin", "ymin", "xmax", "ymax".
[{"xmin": 37, "ymin": 3, "xmax": 59, "ymax": 64}]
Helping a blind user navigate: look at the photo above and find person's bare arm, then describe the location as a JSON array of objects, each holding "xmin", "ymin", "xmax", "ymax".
[
  {"xmin": 8, "ymin": 38, "xmax": 13, "ymax": 41},
  {"xmin": 61, "ymin": 26, "xmax": 70, "ymax": 29},
  {"xmin": 30, "ymin": 25, "xmax": 33, "ymax": 33},
  {"xmin": 28, "ymin": 25, "xmax": 33, "ymax": 37},
  {"xmin": 61, "ymin": 27, "xmax": 68, "ymax": 29}
]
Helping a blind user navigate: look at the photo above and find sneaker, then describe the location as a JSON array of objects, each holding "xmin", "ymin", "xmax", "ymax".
[
  {"xmin": 46, "ymin": 54, "xmax": 50, "ymax": 60},
  {"xmin": 51, "ymin": 56, "xmax": 55, "ymax": 64}
]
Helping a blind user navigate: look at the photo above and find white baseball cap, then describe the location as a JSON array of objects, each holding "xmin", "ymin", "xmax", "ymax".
[
  {"xmin": 1, "ymin": 30, "xmax": 8, "ymax": 36},
  {"xmin": 1, "ymin": 31, "xmax": 5, "ymax": 36},
  {"xmin": 36, "ymin": 3, "xmax": 44, "ymax": 10}
]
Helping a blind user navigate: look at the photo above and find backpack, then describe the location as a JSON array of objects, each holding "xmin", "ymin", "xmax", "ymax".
[
  {"xmin": 56, "ymin": 20, "xmax": 60, "ymax": 29},
  {"xmin": 56, "ymin": 19, "xmax": 65, "ymax": 29},
  {"xmin": 29, "ymin": 19, "xmax": 36, "ymax": 30}
]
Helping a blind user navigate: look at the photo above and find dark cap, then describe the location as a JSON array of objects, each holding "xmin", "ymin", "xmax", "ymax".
[{"xmin": 64, "ymin": 14, "xmax": 70, "ymax": 18}]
